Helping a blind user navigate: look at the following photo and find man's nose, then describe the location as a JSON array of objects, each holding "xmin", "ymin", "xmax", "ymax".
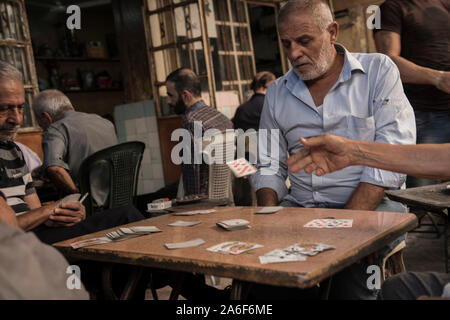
[
  {"xmin": 8, "ymin": 107, "xmax": 22, "ymax": 124},
  {"xmin": 290, "ymin": 43, "xmax": 305, "ymax": 61}
]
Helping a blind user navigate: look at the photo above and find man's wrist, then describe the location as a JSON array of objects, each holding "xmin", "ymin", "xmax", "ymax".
[{"xmin": 435, "ymin": 70, "xmax": 444, "ymax": 87}]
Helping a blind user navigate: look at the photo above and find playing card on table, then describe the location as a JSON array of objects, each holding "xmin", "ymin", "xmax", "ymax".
[
  {"xmin": 216, "ymin": 219, "xmax": 250, "ymax": 231},
  {"xmin": 259, "ymin": 248, "xmax": 307, "ymax": 264},
  {"xmin": 70, "ymin": 237, "xmax": 111, "ymax": 249},
  {"xmin": 207, "ymin": 241, "xmax": 263, "ymax": 255},
  {"xmin": 173, "ymin": 209, "xmax": 217, "ymax": 216},
  {"xmin": 289, "ymin": 242, "xmax": 336, "ymax": 256},
  {"xmin": 304, "ymin": 219, "xmax": 353, "ymax": 228},
  {"xmin": 256, "ymin": 206, "xmax": 283, "ymax": 214},
  {"xmin": 226, "ymin": 158, "xmax": 258, "ymax": 178},
  {"xmin": 121, "ymin": 226, "xmax": 162, "ymax": 234},
  {"xmin": 168, "ymin": 220, "xmax": 202, "ymax": 227},
  {"xmin": 165, "ymin": 238, "xmax": 205, "ymax": 249}
]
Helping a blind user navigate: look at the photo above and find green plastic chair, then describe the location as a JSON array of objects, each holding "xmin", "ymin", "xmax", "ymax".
[{"xmin": 78, "ymin": 141, "xmax": 145, "ymax": 216}]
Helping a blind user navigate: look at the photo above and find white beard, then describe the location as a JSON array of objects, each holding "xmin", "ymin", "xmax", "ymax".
[{"xmin": 296, "ymin": 36, "xmax": 335, "ymax": 81}]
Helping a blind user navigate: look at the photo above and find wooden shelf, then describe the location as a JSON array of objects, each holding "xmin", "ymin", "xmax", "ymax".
[{"xmin": 35, "ymin": 56, "xmax": 120, "ymax": 62}]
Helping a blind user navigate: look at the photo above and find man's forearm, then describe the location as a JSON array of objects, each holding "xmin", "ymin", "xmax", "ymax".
[
  {"xmin": 46, "ymin": 166, "xmax": 79, "ymax": 195},
  {"xmin": 256, "ymin": 188, "xmax": 279, "ymax": 206},
  {"xmin": 0, "ymin": 198, "xmax": 18, "ymax": 227},
  {"xmin": 344, "ymin": 182, "xmax": 386, "ymax": 211},
  {"xmin": 388, "ymin": 55, "xmax": 440, "ymax": 86},
  {"xmin": 353, "ymin": 142, "xmax": 450, "ymax": 181},
  {"xmin": 17, "ymin": 205, "xmax": 54, "ymax": 231}
]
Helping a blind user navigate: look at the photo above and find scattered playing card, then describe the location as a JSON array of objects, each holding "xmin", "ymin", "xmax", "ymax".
[
  {"xmin": 55, "ymin": 193, "xmax": 81, "ymax": 208},
  {"xmin": 226, "ymin": 158, "xmax": 258, "ymax": 178},
  {"xmin": 168, "ymin": 220, "xmax": 202, "ymax": 227},
  {"xmin": 207, "ymin": 241, "xmax": 263, "ymax": 255},
  {"xmin": 258, "ymin": 242, "xmax": 335, "ymax": 264},
  {"xmin": 70, "ymin": 237, "xmax": 111, "ymax": 249},
  {"xmin": 259, "ymin": 249, "xmax": 307, "ymax": 264},
  {"xmin": 216, "ymin": 219, "xmax": 250, "ymax": 231},
  {"xmin": 165, "ymin": 238, "xmax": 206, "ymax": 249},
  {"xmin": 304, "ymin": 219, "xmax": 353, "ymax": 228},
  {"xmin": 256, "ymin": 206, "xmax": 283, "ymax": 214},
  {"xmin": 172, "ymin": 209, "xmax": 217, "ymax": 216}
]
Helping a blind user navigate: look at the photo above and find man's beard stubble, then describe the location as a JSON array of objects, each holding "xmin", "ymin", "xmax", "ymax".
[{"xmin": 295, "ymin": 36, "xmax": 335, "ymax": 81}]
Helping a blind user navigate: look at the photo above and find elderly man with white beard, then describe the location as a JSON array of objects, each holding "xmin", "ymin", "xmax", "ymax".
[{"xmin": 250, "ymin": 0, "xmax": 416, "ymax": 300}]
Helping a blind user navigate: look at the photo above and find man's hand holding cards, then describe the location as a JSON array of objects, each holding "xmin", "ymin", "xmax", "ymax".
[{"xmin": 47, "ymin": 193, "xmax": 88, "ymax": 227}]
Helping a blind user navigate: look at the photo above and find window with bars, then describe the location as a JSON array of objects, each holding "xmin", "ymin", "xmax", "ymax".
[
  {"xmin": 0, "ymin": 0, "xmax": 38, "ymax": 129},
  {"xmin": 144, "ymin": 0, "xmax": 257, "ymax": 119}
]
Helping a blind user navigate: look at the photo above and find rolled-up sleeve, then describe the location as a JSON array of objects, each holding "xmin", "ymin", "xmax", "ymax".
[
  {"xmin": 360, "ymin": 56, "xmax": 416, "ymax": 188},
  {"xmin": 42, "ymin": 126, "xmax": 70, "ymax": 172},
  {"xmin": 250, "ymin": 86, "xmax": 289, "ymax": 201}
]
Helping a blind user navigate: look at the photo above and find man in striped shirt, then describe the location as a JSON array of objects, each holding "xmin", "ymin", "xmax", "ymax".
[{"xmin": 0, "ymin": 61, "xmax": 144, "ymax": 245}]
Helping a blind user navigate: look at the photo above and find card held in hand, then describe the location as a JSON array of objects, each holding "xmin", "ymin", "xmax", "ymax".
[{"xmin": 226, "ymin": 158, "xmax": 257, "ymax": 178}]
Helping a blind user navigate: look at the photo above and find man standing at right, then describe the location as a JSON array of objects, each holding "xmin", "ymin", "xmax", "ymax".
[{"xmin": 374, "ymin": 0, "xmax": 450, "ymax": 187}]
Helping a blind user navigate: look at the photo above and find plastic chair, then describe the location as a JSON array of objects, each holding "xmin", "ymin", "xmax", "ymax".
[
  {"xmin": 381, "ymin": 240, "xmax": 407, "ymax": 282},
  {"xmin": 78, "ymin": 141, "xmax": 145, "ymax": 216}
]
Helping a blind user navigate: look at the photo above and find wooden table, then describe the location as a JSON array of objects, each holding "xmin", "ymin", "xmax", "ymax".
[
  {"xmin": 54, "ymin": 206, "xmax": 418, "ymax": 299},
  {"xmin": 386, "ymin": 182, "xmax": 450, "ymax": 272}
]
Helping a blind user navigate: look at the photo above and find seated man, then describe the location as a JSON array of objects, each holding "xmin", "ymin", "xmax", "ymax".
[
  {"xmin": 250, "ymin": 0, "xmax": 416, "ymax": 299},
  {"xmin": 32, "ymin": 89, "xmax": 118, "ymax": 208},
  {"xmin": 0, "ymin": 194, "xmax": 89, "ymax": 299},
  {"xmin": 286, "ymin": 133, "xmax": 450, "ymax": 299},
  {"xmin": 232, "ymin": 71, "xmax": 276, "ymax": 131},
  {"xmin": 137, "ymin": 68, "xmax": 233, "ymax": 210},
  {"xmin": 0, "ymin": 61, "xmax": 144, "ymax": 245}
]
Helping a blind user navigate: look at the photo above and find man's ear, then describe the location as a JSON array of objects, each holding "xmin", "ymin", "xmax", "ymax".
[
  {"xmin": 327, "ymin": 21, "xmax": 339, "ymax": 43},
  {"xmin": 181, "ymin": 90, "xmax": 192, "ymax": 104},
  {"xmin": 42, "ymin": 112, "xmax": 53, "ymax": 124}
]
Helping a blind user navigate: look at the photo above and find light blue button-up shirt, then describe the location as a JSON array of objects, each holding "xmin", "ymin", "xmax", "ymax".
[{"xmin": 251, "ymin": 44, "xmax": 416, "ymax": 208}]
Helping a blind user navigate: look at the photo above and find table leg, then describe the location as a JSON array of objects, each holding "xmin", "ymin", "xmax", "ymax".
[
  {"xmin": 101, "ymin": 264, "xmax": 144, "ymax": 300},
  {"xmin": 319, "ymin": 277, "xmax": 332, "ymax": 300},
  {"xmin": 169, "ymin": 273, "xmax": 186, "ymax": 300},
  {"xmin": 230, "ymin": 279, "xmax": 252, "ymax": 300}
]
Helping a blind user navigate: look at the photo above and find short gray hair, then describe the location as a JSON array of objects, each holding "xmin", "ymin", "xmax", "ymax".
[
  {"xmin": 32, "ymin": 89, "xmax": 74, "ymax": 118},
  {"xmin": 278, "ymin": 0, "xmax": 334, "ymax": 32},
  {"xmin": 0, "ymin": 61, "xmax": 23, "ymax": 83}
]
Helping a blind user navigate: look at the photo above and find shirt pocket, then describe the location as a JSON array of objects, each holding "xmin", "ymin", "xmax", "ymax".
[{"xmin": 346, "ymin": 115, "xmax": 375, "ymax": 141}]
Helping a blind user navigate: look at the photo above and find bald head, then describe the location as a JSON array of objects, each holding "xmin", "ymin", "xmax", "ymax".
[{"xmin": 278, "ymin": 0, "xmax": 334, "ymax": 32}]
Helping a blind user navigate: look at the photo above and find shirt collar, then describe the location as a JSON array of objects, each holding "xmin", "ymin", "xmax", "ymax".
[
  {"xmin": 186, "ymin": 100, "xmax": 206, "ymax": 115},
  {"xmin": 285, "ymin": 43, "xmax": 366, "ymax": 87}
]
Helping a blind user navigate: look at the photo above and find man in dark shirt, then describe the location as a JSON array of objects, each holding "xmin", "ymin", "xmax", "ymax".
[
  {"xmin": 232, "ymin": 71, "xmax": 275, "ymax": 131},
  {"xmin": 374, "ymin": 0, "xmax": 450, "ymax": 187}
]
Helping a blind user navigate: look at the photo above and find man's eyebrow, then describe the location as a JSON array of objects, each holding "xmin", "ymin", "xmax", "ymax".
[{"xmin": 295, "ymin": 35, "xmax": 313, "ymax": 42}]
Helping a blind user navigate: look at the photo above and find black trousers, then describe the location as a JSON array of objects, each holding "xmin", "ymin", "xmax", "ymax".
[
  {"xmin": 378, "ymin": 272, "xmax": 450, "ymax": 300},
  {"xmin": 32, "ymin": 205, "xmax": 145, "ymax": 245}
]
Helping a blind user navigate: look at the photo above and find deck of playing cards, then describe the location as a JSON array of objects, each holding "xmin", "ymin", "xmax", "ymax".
[
  {"xmin": 226, "ymin": 158, "xmax": 257, "ymax": 178},
  {"xmin": 207, "ymin": 241, "xmax": 263, "ymax": 255},
  {"xmin": 304, "ymin": 219, "xmax": 353, "ymax": 228},
  {"xmin": 56, "ymin": 193, "xmax": 81, "ymax": 208},
  {"xmin": 216, "ymin": 219, "xmax": 250, "ymax": 231},
  {"xmin": 70, "ymin": 237, "xmax": 112, "ymax": 249},
  {"xmin": 165, "ymin": 238, "xmax": 205, "ymax": 249}
]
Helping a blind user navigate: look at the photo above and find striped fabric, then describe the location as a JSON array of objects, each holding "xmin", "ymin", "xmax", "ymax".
[
  {"xmin": 0, "ymin": 141, "xmax": 35, "ymax": 215},
  {"xmin": 181, "ymin": 102, "xmax": 233, "ymax": 196}
]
